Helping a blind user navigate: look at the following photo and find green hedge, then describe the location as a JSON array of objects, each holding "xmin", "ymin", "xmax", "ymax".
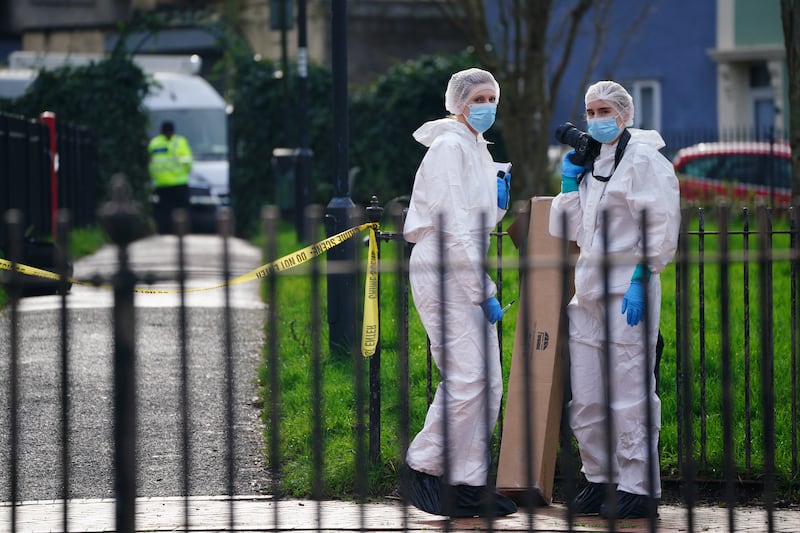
[
  {"xmin": 229, "ymin": 57, "xmax": 335, "ymax": 236},
  {"xmin": 1, "ymin": 50, "xmax": 506, "ymax": 237},
  {"xmin": 0, "ymin": 55, "xmax": 151, "ymax": 206},
  {"xmin": 350, "ymin": 51, "xmax": 507, "ymax": 207},
  {"xmin": 229, "ymin": 50, "xmax": 507, "ymax": 236}
]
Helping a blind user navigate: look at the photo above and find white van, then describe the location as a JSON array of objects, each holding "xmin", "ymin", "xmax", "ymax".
[
  {"xmin": 3, "ymin": 52, "xmax": 230, "ymax": 232},
  {"xmin": 0, "ymin": 68, "xmax": 37, "ymax": 98},
  {"xmin": 143, "ymin": 70, "xmax": 230, "ymax": 231}
]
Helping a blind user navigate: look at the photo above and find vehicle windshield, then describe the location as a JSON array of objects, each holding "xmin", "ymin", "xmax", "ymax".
[{"xmin": 148, "ymin": 109, "xmax": 228, "ymax": 161}]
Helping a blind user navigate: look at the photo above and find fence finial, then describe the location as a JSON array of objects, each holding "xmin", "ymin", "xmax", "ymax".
[{"xmin": 99, "ymin": 173, "xmax": 148, "ymax": 246}]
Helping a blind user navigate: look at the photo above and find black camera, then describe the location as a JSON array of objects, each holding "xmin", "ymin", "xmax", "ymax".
[{"xmin": 554, "ymin": 122, "xmax": 601, "ymax": 167}]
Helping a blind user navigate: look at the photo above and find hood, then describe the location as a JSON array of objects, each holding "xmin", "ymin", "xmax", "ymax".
[
  {"xmin": 413, "ymin": 117, "xmax": 480, "ymax": 147},
  {"xmin": 190, "ymin": 160, "xmax": 229, "ymax": 197},
  {"xmin": 628, "ymin": 128, "xmax": 666, "ymax": 151}
]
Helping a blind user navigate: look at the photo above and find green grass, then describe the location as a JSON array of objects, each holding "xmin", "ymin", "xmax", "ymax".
[
  {"xmin": 67, "ymin": 226, "xmax": 109, "ymax": 259},
  {"xmin": 658, "ymin": 209, "xmax": 799, "ymax": 491},
  {"xmin": 255, "ymin": 220, "xmax": 519, "ymax": 498},
  {"xmin": 260, "ymin": 210, "xmax": 798, "ymax": 498}
]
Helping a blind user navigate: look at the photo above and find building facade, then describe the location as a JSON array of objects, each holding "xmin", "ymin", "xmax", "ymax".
[
  {"xmin": 710, "ymin": 0, "xmax": 786, "ymax": 136},
  {"xmin": 0, "ymin": 0, "xmax": 467, "ymax": 85},
  {"xmin": 546, "ymin": 0, "xmax": 788, "ymax": 150}
]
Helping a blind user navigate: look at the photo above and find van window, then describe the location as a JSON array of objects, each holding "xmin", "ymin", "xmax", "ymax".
[{"xmin": 148, "ymin": 109, "xmax": 228, "ymax": 161}]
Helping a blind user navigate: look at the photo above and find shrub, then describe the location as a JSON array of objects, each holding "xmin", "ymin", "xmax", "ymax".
[
  {"xmin": 349, "ymin": 51, "xmax": 507, "ymax": 207},
  {"xmin": 2, "ymin": 55, "xmax": 151, "ymax": 205}
]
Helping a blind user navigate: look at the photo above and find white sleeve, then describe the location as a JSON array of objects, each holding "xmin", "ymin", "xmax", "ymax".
[
  {"xmin": 427, "ymin": 139, "xmax": 497, "ymax": 304},
  {"xmin": 549, "ymin": 190, "xmax": 582, "ymax": 242},
  {"xmin": 626, "ymin": 149, "xmax": 681, "ymax": 274}
]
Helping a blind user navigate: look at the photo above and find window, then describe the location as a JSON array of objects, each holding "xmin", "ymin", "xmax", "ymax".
[
  {"xmin": 682, "ymin": 157, "xmax": 721, "ymax": 179},
  {"xmin": 149, "ymin": 109, "xmax": 228, "ymax": 160},
  {"xmin": 629, "ymin": 80, "xmax": 661, "ymax": 130}
]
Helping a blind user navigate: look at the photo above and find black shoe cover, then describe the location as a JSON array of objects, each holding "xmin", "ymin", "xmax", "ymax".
[
  {"xmin": 600, "ymin": 490, "xmax": 657, "ymax": 519},
  {"xmin": 406, "ymin": 467, "xmax": 516, "ymax": 517},
  {"xmin": 407, "ymin": 468, "xmax": 444, "ymax": 515},
  {"xmin": 452, "ymin": 485, "xmax": 517, "ymax": 518},
  {"xmin": 572, "ymin": 482, "xmax": 612, "ymax": 515}
]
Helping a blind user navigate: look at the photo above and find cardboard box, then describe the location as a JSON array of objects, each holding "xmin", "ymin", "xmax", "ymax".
[{"xmin": 496, "ymin": 197, "xmax": 575, "ymax": 505}]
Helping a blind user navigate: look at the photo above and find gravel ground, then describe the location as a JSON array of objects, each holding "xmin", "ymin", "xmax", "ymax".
[{"xmin": 0, "ymin": 235, "xmax": 270, "ymax": 502}]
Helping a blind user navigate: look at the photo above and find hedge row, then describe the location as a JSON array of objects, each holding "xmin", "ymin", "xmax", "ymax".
[{"xmin": 1, "ymin": 50, "xmax": 507, "ymax": 237}]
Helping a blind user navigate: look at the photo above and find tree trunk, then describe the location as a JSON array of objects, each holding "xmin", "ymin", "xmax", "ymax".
[
  {"xmin": 781, "ymin": 0, "xmax": 800, "ymax": 205},
  {"xmin": 439, "ymin": 0, "xmax": 597, "ymax": 199}
]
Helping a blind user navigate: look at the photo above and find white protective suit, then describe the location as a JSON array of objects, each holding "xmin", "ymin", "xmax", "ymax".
[
  {"xmin": 549, "ymin": 128, "xmax": 680, "ymax": 498},
  {"xmin": 404, "ymin": 117, "xmax": 507, "ymax": 486}
]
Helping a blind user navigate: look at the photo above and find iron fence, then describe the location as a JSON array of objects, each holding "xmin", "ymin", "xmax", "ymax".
[
  {"xmin": 1, "ymin": 186, "xmax": 799, "ymax": 531},
  {"xmin": 0, "ymin": 110, "xmax": 97, "ymax": 251}
]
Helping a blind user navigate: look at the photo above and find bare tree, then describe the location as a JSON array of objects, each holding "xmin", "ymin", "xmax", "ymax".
[
  {"xmin": 781, "ymin": 0, "xmax": 800, "ymax": 204},
  {"xmin": 438, "ymin": 0, "xmax": 650, "ymax": 197}
]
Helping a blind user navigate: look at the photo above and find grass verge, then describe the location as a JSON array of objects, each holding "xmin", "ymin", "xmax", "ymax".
[{"xmin": 262, "ymin": 209, "xmax": 799, "ymax": 499}]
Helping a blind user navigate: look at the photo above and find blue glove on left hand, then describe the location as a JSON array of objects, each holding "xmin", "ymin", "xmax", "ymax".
[
  {"xmin": 497, "ymin": 172, "xmax": 511, "ymax": 209},
  {"xmin": 561, "ymin": 151, "xmax": 584, "ymax": 193},
  {"xmin": 561, "ymin": 151, "xmax": 586, "ymax": 178},
  {"xmin": 621, "ymin": 280, "xmax": 645, "ymax": 326},
  {"xmin": 480, "ymin": 296, "xmax": 504, "ymax": 324}
]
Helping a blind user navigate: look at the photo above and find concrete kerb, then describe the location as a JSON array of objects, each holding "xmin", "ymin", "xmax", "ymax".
[{"xmin": 2, "ymin": 495, "xmax": 799, "ymax": 532}]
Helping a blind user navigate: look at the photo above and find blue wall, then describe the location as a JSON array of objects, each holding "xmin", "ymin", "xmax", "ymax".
[
  {"xmin": 546, "ymin": 0, "xmax": 717, "ymax": 148},
  {"xmin": 0, "ymin": 38, "xmax": 21, "ymax": 66}
]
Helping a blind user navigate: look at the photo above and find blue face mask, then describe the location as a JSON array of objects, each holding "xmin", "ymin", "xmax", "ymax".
[
  {"xmin": 466, "ymin": 103, "xmax": 497, "ymax": 133},
  {"xmin": 588, "ymin": 115, "xmax": 621, "ymax": 143}
]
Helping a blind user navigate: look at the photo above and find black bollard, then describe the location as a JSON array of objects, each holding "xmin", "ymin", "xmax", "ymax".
[{"xmin": 326, "ymin": 0, "xmax": 359, "ymax": 355}]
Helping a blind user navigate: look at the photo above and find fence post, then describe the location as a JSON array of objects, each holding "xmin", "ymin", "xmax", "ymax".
[
  {"xmin": 38, "ymin": 112, "xmax": 58, "ymax": 237},
  {"xmin": 366, "ymin": 196, "xmax": 383, "ymax": 464},
  {"xmin": 99, "ymin": 175, "xmax": 146, "ymax": 533}
]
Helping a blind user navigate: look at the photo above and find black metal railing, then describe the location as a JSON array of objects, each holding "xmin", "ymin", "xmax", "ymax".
[
  {"xmin": 0, "ymin": 111, "xmax": 97, "ymax": 251},
  {"xmin": 1, "ymin": 190, "xmax": 799, "ymax": 531}
]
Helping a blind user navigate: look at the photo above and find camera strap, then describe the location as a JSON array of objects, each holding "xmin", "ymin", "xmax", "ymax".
[{"xmin": 584, "ymin": 128, "xmax": 631, "ymax": 183}]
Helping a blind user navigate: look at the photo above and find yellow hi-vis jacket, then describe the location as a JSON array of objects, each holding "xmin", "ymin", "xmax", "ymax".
[{"xmin": 148, "ymin": 134, "xmax": 193, "ymax": 188}]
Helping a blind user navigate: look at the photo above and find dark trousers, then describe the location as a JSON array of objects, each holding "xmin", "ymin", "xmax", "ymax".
[{"xmin": 155, "ymin": 184, "xmax": 190, "ymax": 234}]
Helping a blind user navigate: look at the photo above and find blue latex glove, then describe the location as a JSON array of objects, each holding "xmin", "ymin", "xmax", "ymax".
[
  {"xmin": 480, "ymin": 296, "xmax": 504, "ymax": 324},
  {"xmin": 497, "ymin": 172, "xmax": 511, "ymax": 209},
  {"xmin": 561, "ymin": 151, "xmax": 584, "ymax": 193},
  {"xmin": 621, "ymin": 280, "xmax": 645, "ymax": 326}
]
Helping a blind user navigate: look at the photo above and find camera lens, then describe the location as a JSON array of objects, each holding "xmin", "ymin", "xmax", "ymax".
[
  {"xmin": 554, "ymin": 123, "xmax": 579, "ymax": 145},
  {"xmin": 554, "ymin": 121, "xmax": 601, "ymax": 168}
]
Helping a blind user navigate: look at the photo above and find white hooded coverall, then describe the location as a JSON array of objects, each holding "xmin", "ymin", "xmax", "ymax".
[
  {"xmin": 404, "ymin": 117, "xmax": 507, "ymax": 486},
  {"xmin": 549, "ymin": 129, "xmax": 681, "ymax": 498}
]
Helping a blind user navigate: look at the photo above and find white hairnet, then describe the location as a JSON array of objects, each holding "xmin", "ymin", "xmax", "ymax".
[
  {"xmin": 444, "ymin": 68, "xmax": 500, "ymax": 115},
  {"xmin": 585, "ymin": 81, "xmax": 635, "ymax": 127}
]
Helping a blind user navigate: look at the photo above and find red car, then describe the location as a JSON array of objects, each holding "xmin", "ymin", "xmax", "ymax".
[{"xmin": 672, "ymin": 141, "xmax": 793, "ymax": 206}]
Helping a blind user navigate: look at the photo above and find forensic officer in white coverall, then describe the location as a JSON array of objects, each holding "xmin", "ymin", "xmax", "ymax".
[
  {"xmin": 549, "ymin": 81, "xmax": 680, "ymax": 519},
  {"xmin": 402, "ymin": 68, "xmax": 516, "ymax": 518}
]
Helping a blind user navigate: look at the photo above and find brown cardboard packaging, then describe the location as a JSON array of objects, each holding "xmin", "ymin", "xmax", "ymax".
[{"xmin": 496, "ymin": 196, "xmax": 575, "ymax": 505}]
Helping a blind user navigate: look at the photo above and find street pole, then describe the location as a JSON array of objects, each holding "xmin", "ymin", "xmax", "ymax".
[
  {"xmin": 296, "ymin": 0, "xmax": 311, "ymax": 239},
  {"xmin": 279, "ymin": 0, "xmax": 290, "ymax": 146},
  {"xmin": 326, "ymin": 0, "xmax": 359, "ymax": 355}
]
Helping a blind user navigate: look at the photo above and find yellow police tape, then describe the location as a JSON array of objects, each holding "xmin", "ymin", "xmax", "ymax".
[
  {"xmin": 361, "ymin": 226, "xmax": 379, "ymax": 357},
  {"xmin": 0, "ymin": 222, "xmax": 381, "ymax": 357}
]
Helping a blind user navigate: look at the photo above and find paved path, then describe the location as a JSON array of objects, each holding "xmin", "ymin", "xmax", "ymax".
[
  {"xmin": 3, "ymin": 494, "xmax": 800, "ymax": 532},
  {"xmin": 1, "ymin": 234, "xmax": 269, "ymax": 501}
]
